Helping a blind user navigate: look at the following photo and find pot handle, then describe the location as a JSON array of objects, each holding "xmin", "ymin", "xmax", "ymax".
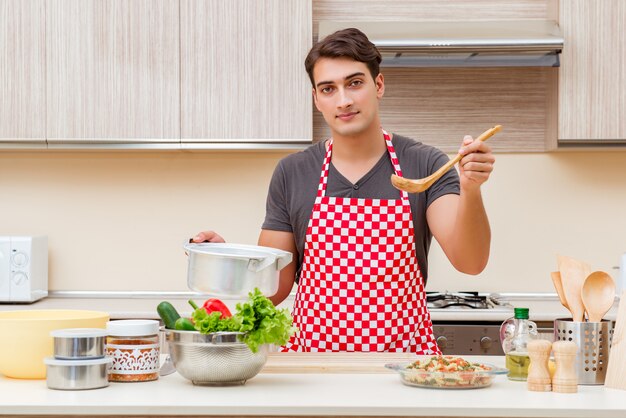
[
  {"xmin": 247, "ymin": 254, "xmax": 277, "ymax": 273},
  {"xmin": 275, "ymin": 251, "xmax": 292, "ymax": 270},
  {"xmin": 247, "ymin": 250, "xmax": 293, "ymax": 273}
]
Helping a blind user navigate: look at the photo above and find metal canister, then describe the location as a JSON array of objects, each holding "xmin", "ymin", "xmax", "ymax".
[
  {"xmin": 44, "ymin": 357, "xmax": 112, "ymax": 390},
  {"xmin": 554, "ymin": 318, "xmax": 614, "ymax": 385},
  {"xmin": 51, "ymin": 328, "xmax": 107, "ymax": 359}
]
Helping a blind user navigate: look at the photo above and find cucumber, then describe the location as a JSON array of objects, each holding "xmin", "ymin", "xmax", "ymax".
[
  {"xmin": 174, "ymin": 317, "xmax": 196, "ymax": 331},
  {"xmin": 157, "ymin": 301, "xmax": 181, "ymax": 329}
]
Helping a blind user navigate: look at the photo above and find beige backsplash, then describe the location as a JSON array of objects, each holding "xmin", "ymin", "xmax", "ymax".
[{"xmin": 1, "ymin": 149, "xmax": 625, "ymax": 293}]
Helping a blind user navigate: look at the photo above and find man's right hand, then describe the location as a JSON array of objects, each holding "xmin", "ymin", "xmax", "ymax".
[{"xmin": 191, "ymin": 231, "xmax": 226, "ymax": 243}]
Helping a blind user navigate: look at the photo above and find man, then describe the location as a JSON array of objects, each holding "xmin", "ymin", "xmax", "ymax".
[{"xmin": 194, "ymin": 28, "xmax": 494, "ymax": 353}]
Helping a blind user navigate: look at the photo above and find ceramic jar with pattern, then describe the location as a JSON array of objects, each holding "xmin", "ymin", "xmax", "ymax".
[{"xmin": 105, "ymin": 320, "xmax": 160, "ymax": 382}]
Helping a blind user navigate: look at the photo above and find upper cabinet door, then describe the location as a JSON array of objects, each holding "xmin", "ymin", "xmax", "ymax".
[
  {"xmin": 0, "ymin": 0, "xmax": 45, "ymax": 144},
  {"xmin": 559, "ymin": 0, "xmax": 626, "ymax": 142},
  {"xmin": 181, "ymin": 0, "xmax": 312, "ymax": 143},
  {"xmin": 46, "ymin": 0, "xmax": 180, "ymax": 143}
]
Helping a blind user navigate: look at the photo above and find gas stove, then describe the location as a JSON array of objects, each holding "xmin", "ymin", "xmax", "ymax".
[
  {"xmin": 426, "ymin": 291, "xmax": 511, "ymax": 310},
  {"xmin": 426, "ymin": 292, "xmax": 514, "ymax": 356}
]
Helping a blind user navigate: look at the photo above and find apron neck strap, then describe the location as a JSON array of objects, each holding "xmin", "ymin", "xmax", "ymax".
[{"xmin": 316, "ymin": 129, "xmax": 409, "ymax": 200}]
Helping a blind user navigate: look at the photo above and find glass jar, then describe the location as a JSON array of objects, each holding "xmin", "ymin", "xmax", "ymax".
[
  {"xmin": 501, "ymin": 308, "xmax": 537, "ymax": 381},
  {"xmin": 105, "ymin": 320, "xmax": 160, "ymax": 382}
]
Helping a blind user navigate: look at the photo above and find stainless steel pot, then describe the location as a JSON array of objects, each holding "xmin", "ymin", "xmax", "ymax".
[{"xmin": 183, "ymin": 243, "xmax": 292, "ymax": 297}]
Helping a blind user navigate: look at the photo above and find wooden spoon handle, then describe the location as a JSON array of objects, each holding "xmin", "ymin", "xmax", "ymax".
[
  {"xmin": 448, "ymin": 125, "xmax": 502, "ymax": 166},
  {"xmin": 426, "ymin": 125, "xmax": 502, "ymax": 183}
]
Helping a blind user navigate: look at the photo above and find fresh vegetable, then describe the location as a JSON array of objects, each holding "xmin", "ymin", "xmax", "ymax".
[
  {"xmin": 190, "ymin": 288, "xmax": 296, "ymax": 353},
  {"xmin": 157, "ymin": 301, "xmax": 181, "ymax": 329},
  {"xmin": 188, "ymin": 298, "xmax": 232, "ymax": 318},
  {"xmin": 202, "ymin": 298, "xmax": 232, "ymax": 318},
  {"xmin": 174, "ymin": 317, "xmax": 196, "ymax": 331}
]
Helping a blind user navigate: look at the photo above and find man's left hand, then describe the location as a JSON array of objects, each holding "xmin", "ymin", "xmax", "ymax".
[{"xmin": 457, "ymin": 135, "xmax": 495, "ymax": 191}]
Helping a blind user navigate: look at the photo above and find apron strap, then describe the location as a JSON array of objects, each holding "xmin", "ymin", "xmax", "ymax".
[{"xmin": 316, "ymin": 129, "xmax": 410, "ymax": 201}]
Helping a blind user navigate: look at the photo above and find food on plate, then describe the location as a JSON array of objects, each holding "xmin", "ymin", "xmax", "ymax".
[
  {"xmin": 407, "ymin": 355, "xmax": 491, "ymax": 373},
  {"xmin": 386, "ymin": 355, "xmax": 506, "ymax": 389}
]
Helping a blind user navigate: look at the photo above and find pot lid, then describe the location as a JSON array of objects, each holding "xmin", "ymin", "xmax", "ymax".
[{"xmin": 183, "ymin": 243, "xmax": 292, "ymax": 270}]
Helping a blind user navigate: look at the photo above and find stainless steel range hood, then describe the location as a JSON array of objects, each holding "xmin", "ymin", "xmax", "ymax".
[{"xmin": 318, "ymin": 20, "xmax": 563, "ymax": 67}]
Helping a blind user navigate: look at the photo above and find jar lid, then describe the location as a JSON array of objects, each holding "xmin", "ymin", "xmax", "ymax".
[
  {"xmin": 514, "ymin": 307, "xmax": 530, "ymax": 319},
  {"xmin": 44, "ymin": 356, "xmax": 113, "ymax": 366},
  {"xmin": 106, "ymin": 320, "xmax": 159, "ymax": 336},
  {"xmin": 50, "ymin": 328, "xmax": 107, "ymax": 338}
]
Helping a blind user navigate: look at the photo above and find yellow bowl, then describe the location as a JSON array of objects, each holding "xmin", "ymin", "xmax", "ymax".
[{"xmin": 0, "ymin": 310, "xmax": 109, "ymax": 379}]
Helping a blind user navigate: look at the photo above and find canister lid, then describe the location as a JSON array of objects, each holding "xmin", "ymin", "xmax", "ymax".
[
  {"xmin": 50, "ymin": 328, "xmax": 107, "ymax": 338},
  {"xmin": 514, "ymin": 307, "xmax": 530, "ymax": 319},
  {"xmin": 106, "ymin": 320, "xmax": 159, "ymax": 336},
  {"xmin": 44, "ymin": 356, "xmax": 113, "ymax": 366}
]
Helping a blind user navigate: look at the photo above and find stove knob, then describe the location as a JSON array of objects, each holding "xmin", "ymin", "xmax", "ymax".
[
  {"xmin": 480, "ymin": 336, "xmax": 493, "ymax": 350},
  {"xmin": 436, "ymin": 336, "xmax": 448, "ymax": 349}
]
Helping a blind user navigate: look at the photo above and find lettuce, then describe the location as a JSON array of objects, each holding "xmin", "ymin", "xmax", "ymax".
[{"xmin": 192, "ymin": 288, "xmax": 296, "ymax": 353}]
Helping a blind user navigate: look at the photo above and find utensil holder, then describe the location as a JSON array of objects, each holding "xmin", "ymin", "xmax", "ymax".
[{"xmin": 554, "ymin": 318, "xmax": 613, "ymax": 385}]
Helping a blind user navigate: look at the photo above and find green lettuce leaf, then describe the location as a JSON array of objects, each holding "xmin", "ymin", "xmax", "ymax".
[{"xmin": 191, "ymin": 288, "xmax": 296, "ymax": 353}]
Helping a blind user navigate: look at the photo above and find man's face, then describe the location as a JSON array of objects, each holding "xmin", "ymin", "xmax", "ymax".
[{"xmin": 312, "ymin": 58, "xmax": 384, "ymax": 138}]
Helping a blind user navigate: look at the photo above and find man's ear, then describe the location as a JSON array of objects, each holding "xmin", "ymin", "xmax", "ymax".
[
  {"xmin": 375, "ymin": 73, "xmax": 385, "ymax": 99},
  {"xmin": 312, "ymin": 88, "xmax": 321, "ymax": 112}
]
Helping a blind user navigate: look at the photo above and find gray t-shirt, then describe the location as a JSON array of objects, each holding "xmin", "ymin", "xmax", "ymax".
[{"xmin": 261, "ymin": 134, "xmax": 460, "ymax": 283}]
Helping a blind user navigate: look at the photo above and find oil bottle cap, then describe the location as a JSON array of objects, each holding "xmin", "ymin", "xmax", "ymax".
[{"xmin": 514, "ymin": 307, "xmax": 529, "ymax": 319}]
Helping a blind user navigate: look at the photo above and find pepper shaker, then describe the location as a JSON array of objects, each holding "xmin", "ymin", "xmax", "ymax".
[
  {"xmin": 527, "ymin": 339, "xmax": 552, "ymax": 392},
  {"xmin": 552, "ymin": 340, "xmax": 578, "ymax": 393}
]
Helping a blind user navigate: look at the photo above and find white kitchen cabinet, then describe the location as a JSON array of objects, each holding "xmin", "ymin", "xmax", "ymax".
[
  {"xmin": 46, "ymin": 0, "xmax": 180, "ymax": 143},
  {"xmin": 180, "ymin": 0, "xmax": 312, "ymax": 144},
  {"xmin": 0, "ymin": 0, "xmax": 46, "ymax": 145},
  {"xmin": 558, "ymin": 0, "xmax": 626, "ymax": 143}
]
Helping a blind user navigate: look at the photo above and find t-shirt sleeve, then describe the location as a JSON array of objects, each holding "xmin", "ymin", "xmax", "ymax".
[
  {"xmin": 425, "ymin": 148, "xmax": 460, "ymax": 208},
  {"xmin": 261, "ymin": 160, "xmax": 293, "ymax": 232}
]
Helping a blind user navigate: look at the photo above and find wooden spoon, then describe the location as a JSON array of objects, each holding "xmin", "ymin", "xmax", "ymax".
[
  {"xmin": 557, "ymin": 255, "xmax": 587, "ymax": 322},
  {"xmin": 551, "ymin": 271, "xmax": 570, "ymax": 312},
  {"xmin": 390, "ymin": 125, "xmax": 502, "ymax": 194},
  {"xmin": 581, "ymin": 271, "xmax": 616, "ymax": 322}
]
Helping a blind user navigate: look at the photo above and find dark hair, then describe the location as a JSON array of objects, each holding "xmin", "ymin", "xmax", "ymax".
[{"xmin": 305, "ymin": 28, "xmax": 382, "ymax": 86}]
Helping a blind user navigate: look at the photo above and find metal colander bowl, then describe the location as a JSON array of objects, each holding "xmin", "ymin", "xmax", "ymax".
[{"xmin": 163, "ymin": 329, "xmax": 268, "ymax": 385}]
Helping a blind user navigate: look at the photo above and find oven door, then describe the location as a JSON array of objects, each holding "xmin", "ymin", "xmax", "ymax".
[
  {"xmin": 433, "ymin": 322, "xmax": 504, "ymax": 356},
  {"xmin": 433, "ymin": 321, "xmax": 555, "ymax": 355}
]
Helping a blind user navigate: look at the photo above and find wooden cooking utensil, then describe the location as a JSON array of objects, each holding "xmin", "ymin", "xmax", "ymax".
[
  {"xmin": 263, "ymin": 352, "xmax": 416, "ymax": 374},
  {"xmin": 551, "ymin": 271, "xmax": 570, "ymax": 312},
  {"xmin": 581, "ymin": 271, "xmax": 616, "ymax": 323},
  {"xmin": 390, "ymin": 125, "xmax": 502, "ymax": 194},
  {"xmin": 557, "ymin": 255, "xmax": 587, "ymax": 322},
  {"xmin": 605, "ymin": 290, "xmax": 626, "ymax": 390}
]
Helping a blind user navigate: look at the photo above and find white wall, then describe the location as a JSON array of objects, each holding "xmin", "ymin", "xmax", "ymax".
[{"xmin": 1, "ymin": 150, "xmax": 625, "ymax": 293}]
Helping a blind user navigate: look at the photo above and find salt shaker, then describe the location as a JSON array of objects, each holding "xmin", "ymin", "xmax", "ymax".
[
  {"xmin": 527, "ymin": 339, "xmax": 552, "ymax": 392},
  {"xmin": 552, "ymin": 340, "xmax": 578, "ymax": 393}
]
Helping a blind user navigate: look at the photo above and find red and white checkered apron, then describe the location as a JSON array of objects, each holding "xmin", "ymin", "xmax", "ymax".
[{"xmin": 282, "ymin": 130, "xmax": 441, "ymax": 353}]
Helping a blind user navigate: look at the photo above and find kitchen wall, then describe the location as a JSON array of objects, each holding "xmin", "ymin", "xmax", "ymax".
[{"xmin": 1, "ymin": 148, "xmax": 625, "ymax": 294}]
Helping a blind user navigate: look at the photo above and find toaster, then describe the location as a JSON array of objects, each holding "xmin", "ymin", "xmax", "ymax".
[{"xmin": 0, "ymin": 236, "xmax": 48, "ymax": 303}]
